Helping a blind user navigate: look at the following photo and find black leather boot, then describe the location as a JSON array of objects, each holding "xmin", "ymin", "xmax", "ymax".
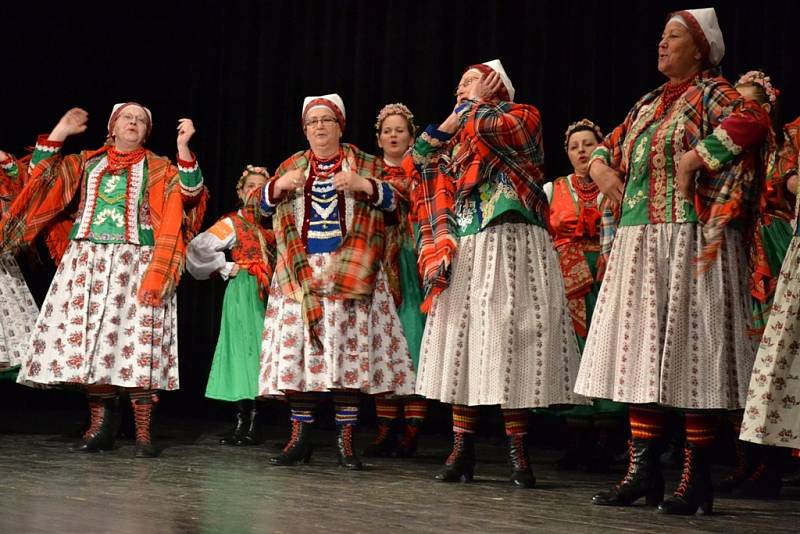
[
  {"xmin": 337, "ymin": 424, "xmax": 364, "ymax": 470},
  {"xmin": 132, "ymin": 396, "xmax": 159, "ymax": 458},
  {"xmin": 220, "ymin": 400, "xmax": 249, "ymax": 446},
  {"xmin": 717, "ymin": 437, "xmax": 751, "ymax": 492},
  {"xmin": 395, "ymin": 419, "xmax": 421, "ymax": 458},
  {"xmin": 592, "ymin": 438, "xmax": 664, "ymax": 506},
  {"xmin": 434, "ymin": 432, "xmax": 476, "ymax": 483},
  {"xmin": 269, "ymin": 420, "xmax": 313, "ymax": 465},
  {"xmin": 658, "ymin": 444, "xmax": 714, "ymax": 515},
  {"xmin": 236, "ymin": 402, "xmax": 263, "ymax": 446},
  {"xmin": 732, "ymin": 446, "xmax": 784, "ymax": 500},
  {"xmin": 362, "ymin": 419, "xmax": 397, "ymax": 457},
  {"xmin": 70, "ymin": 396, "xmax": 119, "ymax": 452},
  {"xmin": 508, "ymin": 433, "xmax": 536, "ymax": 488}
]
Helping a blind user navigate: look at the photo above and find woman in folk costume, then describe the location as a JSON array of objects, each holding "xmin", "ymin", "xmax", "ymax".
[
  {"xmin": 542, "ymin": 119, "xmax": 626, "ymax": 472},
  {"xmin": 0, "ymin": 104, "xmax": 208, "ymax": 457},
  {"xmin": 187, "ymin": 166, "xmax": 274, "ymax": 446},
  {"xmin": 411, "ymin": 59, "xmax": 582, "ymax": 488},
  {"xmin": 575, "ymin": 8, "xmax": 771, "ymax": 515},
  {"xmin": 257, "ymin": 94, "xmax": 415, "ymax": 471},
  {"xmin": 718, "ymin": 71, "xmax": 792, "ymax": 499},
  {"xmin": 740, "ymin": 115, "xmax": 800, "ymax": 483},
  {"xmin": 0, "ymin": 150, "xmax": 39, "ymax": 380},
  {"xmin": 363, "ymin": 103, "xmax": 428, "ymax": 458}
]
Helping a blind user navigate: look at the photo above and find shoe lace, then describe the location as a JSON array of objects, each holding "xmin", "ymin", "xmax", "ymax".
[
  {"xmin": 613, "ymin": 440, "xmax": 637, "ymax": 490},
  {"xmin": 340, "ymin": 425, "xmax": 354, "ymax": 457},
  {"xmin": 510, "ymin": 434, "xmax": 529, "ymax": 470},
  {"xmin": 748, "ymin": 462, "xmax": 768, "ymax": 481},
  {"xmin": 446, "ymin": 432, "xmax": 465, "ymax": 465},
  {"xmin": 399, "ymin": 423, "xmax": 419, "ymax": 449},
  {"xmin": 132, "ymin": 400, "xmax": 153, "ymax": 444},
  {"xmin": 372, "ymin": 423, "xmax": 391, "ymax": 445},
  {"xmin": 84, "ymin": 399, "xmax": 105, "ymax": 439},
  {"xmin": 675, "ymin": 447, "xmax": 694, "ymax": 497},
  {"xmin": 283, "ymin": 420, "xmax": 302, "ymax": 452}
]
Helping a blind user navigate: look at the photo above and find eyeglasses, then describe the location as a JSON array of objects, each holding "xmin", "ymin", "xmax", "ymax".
[
  {"xmin": 119, "ymin": 112, "xmax": 148, "ymax": 125},
  {"xmin": 304, "ymin": 117, "xmax": 338, "ymax": 128},
  {"xmin": 453, "ymin": 75, "xmax": 481, "ymax": 96}
]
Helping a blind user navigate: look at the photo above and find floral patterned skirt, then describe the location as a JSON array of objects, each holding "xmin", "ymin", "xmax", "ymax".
[
  {"xmin": 574, "ymin": 223, "xmax": 756, "ymax": 410},
  {"xmin": 16, "ymin": 241, "xmax": 179, "ymax": 390},
  {"xmin": 740, "ymin": 236, "xmax": 800, "ymax": 449},
  {"xmin": 414, "ymin": 223, "xmax": 584, "ymax": 409},
  {"xmin": 0, "ymin": 253, "xmax": 39, "ymax": 368},
  {"xmin": 258, "ymin": 253, "xmax": 415, "ymax": 395}
]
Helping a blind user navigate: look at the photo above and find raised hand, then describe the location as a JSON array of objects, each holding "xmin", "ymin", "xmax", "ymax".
[
  {"xmin": 467, "ymin": 71, "xmax": 504, "ymax": 101},
  {"xmin": 177, "ymin": 118, "xmax": 195, "ymax": 160},
  {"xmin": 49, "ymin": 108, "xmax": 89, "ymax": 142}
]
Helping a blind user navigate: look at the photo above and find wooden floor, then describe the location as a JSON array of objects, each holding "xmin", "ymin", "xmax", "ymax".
[{"xmin": 2, "ymin": 410, "xmax": 799, "ymax": 534}]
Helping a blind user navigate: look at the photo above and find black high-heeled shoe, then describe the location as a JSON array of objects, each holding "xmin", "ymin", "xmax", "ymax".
[
  {"xmin": 270, "ymin": 420, "xmax": 313, "ymax": 465},
  {"xmin": 70, "ymin": 396, "xmax": 119, "ymax": 453},
  {"xmin": 337, "ymin": 424, "xmax": 364, "ymax": 470},
  {"xmin": 592, "ymin": 438, "xmax": 665, "ymax": 506},
  {"xmin": 658, "ymin": 444, "xmax": 714, "ymax": 515},
  {"xmin": 434, "ymin": 432, "xmax": 475, "ymax": 483}
]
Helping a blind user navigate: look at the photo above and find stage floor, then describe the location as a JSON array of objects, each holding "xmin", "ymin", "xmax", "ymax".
[{"xmin": 2, "ymin": 412, "xmax": 799, "ymax": 534}]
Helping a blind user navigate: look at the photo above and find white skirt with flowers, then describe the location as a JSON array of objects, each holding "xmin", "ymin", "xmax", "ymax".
[
  {"xmin": 0, "ymin": 253, "xmax": 39, "ymax": 368},
  {"xmin": 16, "ymin": 241, "xmax": 180, "ymax": 390},
  {"xmin": 574, "ymin": 223, "xmax": 756, "ymax": 410},
  {"xmin": 258, "ymin": 252, "xmax": 416, "ymax": 395},
  {"xmin": 740, "ymin": 236, "xmax": 800, "ymax": 449}
]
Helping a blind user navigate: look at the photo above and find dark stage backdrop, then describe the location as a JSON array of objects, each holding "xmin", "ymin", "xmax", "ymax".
[{"xmin": 2, "ymin": 0, "xmax": 798, "ymax": 416}]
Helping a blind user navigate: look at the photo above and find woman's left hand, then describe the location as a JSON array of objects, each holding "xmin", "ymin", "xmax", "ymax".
[
  {"xmin": 467, "ymin": 71, "xmax": 504, "ymax": 101},
  {"xmin": 177, "ymin": 118, "xmax": 195, "ymax": 159},
  {"xmin": 675, "ymin": 149, "xmax": 703, "ymax": 199},
  {"xmin": 333, "ymin": 171, "xmax": 370, "ymax": 194}
]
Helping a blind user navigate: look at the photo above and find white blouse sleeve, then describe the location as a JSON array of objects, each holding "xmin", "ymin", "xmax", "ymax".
[
  {"xmin": 186, "ymin": 217, "xmax": 237, "ymax": 280},
  {"xmin": 542, "ymin": 181, "xmax": 554, "ymax": 204}
]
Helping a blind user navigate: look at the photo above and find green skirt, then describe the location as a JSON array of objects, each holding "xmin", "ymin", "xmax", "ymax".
[
  {"xmin": 0, "ymin": 365, "xmax": 19, "ymax": 382},
  {"xmin": 534, "ymin": 250, "xmax": 625, "ymax": 418},
  {"xmin": 752, "ymin": 218, "xmax": 794, "ymax": 332},
  {"xmin": 397, "ymin": 239, "xmax": 426, "ymax": 370},
  {"xmin": 205, "ymin": 271, "xmax": 266, "ymax": 401}
]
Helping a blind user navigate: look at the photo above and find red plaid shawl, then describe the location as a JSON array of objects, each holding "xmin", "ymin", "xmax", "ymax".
[
  {"xmin": 258, "ymin": 143, "xmax": 406, "ymax": 348},
  {"xmin": 596, "ymin": 70, "xmax": 769, "ymax": 275},
  {"xmin": 0, "ymin": 146, "xmax": 208, "ymax": 306},
  {"xmin": 412, "ymin": 100, "xmax": 546, "ymax": 311}
]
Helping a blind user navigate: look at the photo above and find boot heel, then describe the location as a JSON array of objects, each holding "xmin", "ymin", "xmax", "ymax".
[
  {"xmin": 460, "ymin": 466, "xmax": 475, "ymax": 483},
  {"xmin": 699, "ymin": 497, "xmax": 713, "ymax": 515},
  {"xmin": 645, "ymin": 488, "xmax": 664, "ymax": 507},
  {"xmin": 302, "ymin": 447, "xmax": 313, "ymax": 464}
]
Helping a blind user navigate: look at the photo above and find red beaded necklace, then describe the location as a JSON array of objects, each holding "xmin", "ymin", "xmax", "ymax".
[
  {"xmin": 655, "ymin": 76, "xmax": 695, "ymax": 118},
  {"xmin": 106, "ymin": 146, "xmax": 146, "ymax": 175},
  {"xmin": 571, "ymin": 174, "xmax": 599, "ymax": 204},
  {"xmin": 309, "ymin": 148, "xmax": 344, "ymax": 180}
]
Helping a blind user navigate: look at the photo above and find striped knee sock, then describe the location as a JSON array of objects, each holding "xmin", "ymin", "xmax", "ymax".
[
  {"xmin": 452, "ymin": 404, "xmax": 478, "ymax": 434},
  {"xmin": 86, "ymin": 384, "xmax": 118, "ymax": 399},
  {"xmin": 685, "ymin": 412, "xmax": 719, "ymax": 448},
  {"xmin": 502, "ymin": 408, "xmax": 529, "ymax": 436},
  {"xmin": 334, "ymin": 391, "xmax": 360, "ymax": 426},
  {"xmin": 629, "ymin": 405, "xmax": 667, "ymax": 440},
  {"xmin": 792, "ymin": 448, "xmax": 800, "ymax": 459},
  {"xmin": 403, "ymin": 398, "xmax": 428, "ymax": 422},
  {"xmin": 375, "ymin": 397, "xmax": 401, "ymax": 421},
  {"xmin": 289, "ymin": 392, "xmax": 317, "ymax": 424}
]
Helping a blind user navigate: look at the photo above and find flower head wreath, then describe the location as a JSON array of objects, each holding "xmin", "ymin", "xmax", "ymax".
[
  {"xmin": 236, "ymin": 164, "xmax": 269, "ymax": 192},
  {"xmin": 736, "ymin": 70, "xmax": 780, "ymax": 105},
  {"xmin": 564, "ymin": 118, "xmax": 604, "ymax": 151},
  {"xmin": 375, "ymin": 102, "xmax": 417, "ymax": 136}
]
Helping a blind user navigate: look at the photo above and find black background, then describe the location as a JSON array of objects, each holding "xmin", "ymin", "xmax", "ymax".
[{"xmin": 2, "ymin": 0, "xmax": 798, "ymax": 419}]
